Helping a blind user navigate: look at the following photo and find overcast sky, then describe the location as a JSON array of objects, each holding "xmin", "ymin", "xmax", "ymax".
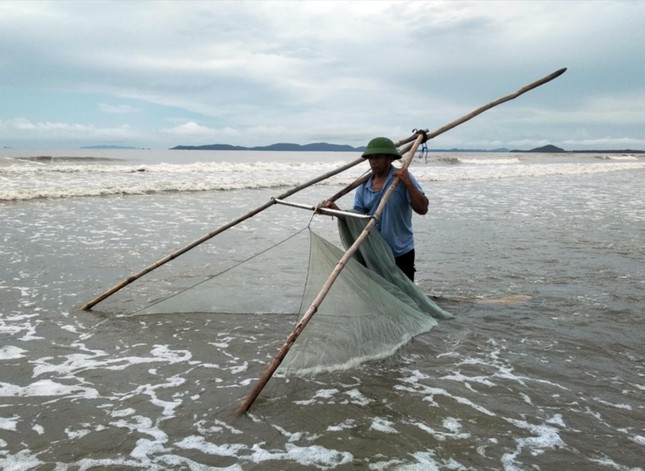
[{"xmin": 1, "ymin": 0, "xmax": 643, "ymax": 150}]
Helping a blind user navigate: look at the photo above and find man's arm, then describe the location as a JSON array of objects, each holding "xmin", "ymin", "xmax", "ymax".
[{"xmin": 393, "ymin": 167, "xmax": 428, "ymax": 215}]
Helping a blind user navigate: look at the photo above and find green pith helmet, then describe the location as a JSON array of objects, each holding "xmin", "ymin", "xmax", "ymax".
[{"xmin": 361, "ymin": 137, "xmax": 401, "ymax": 159}]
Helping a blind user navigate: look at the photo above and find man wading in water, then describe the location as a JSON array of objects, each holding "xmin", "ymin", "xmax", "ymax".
[{"xmin": 319, "ymin": 136, "xmax": 428, "ymax": 281}]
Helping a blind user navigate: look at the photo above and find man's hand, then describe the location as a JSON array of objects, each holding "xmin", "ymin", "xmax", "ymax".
[
  {"xmin": 316, "ymin": 199, "xmax": 340, "ymax": 213},
  {"xmin": 392, "ymin": 167, "xmax": 412, "ymax": 185}
]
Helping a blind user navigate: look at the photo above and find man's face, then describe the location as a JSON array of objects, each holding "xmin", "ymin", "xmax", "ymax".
[{"xmin": 367, "ymin": 154, "xmax": 392, "ymax": 174}]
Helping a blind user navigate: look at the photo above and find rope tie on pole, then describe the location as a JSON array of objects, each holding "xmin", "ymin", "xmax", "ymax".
[
  {"xmin": 411, "ymin": 128, "xmax": 429, "ymax": 161},
  {"xmin": 412, "ymin": 129, "xmax": 429, "ymax": 161},
  {"xmin": 411, "ymin": 128, "xmax": 428, "ymax": 144}
]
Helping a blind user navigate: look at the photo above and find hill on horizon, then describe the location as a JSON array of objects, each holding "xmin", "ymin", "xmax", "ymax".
[{"xmin": 169, "ymin": 142, "xmax": 645, "ymax": 154}]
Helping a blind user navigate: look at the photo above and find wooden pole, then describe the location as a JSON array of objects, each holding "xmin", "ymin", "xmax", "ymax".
[
  {"xmin": 81, "ymin": 157, "xmax": 366, "ymax": 311},
  {"xmin": 413, "ymin": 67, "xmax": 567, "ymax": 145},
  {"xmin": 231, "ymin": 67, "xmax": 567, "ymax": 417},
  {"xmin": 81, "ymin": 121, "xmax": 453, "ymax": 312},
  {"xmin": 231, "ymin": 132, "xmax": 426, "ymax": 420}
]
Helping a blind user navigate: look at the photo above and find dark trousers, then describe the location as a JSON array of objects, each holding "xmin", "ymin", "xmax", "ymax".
[{"xmin": 395, "ymin": 249, "xmax": 416, "ymax": 281}]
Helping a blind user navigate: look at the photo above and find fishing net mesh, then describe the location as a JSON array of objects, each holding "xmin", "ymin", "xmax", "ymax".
[{"xmin": 138, "ymin": 216, "xmax": 451, "ymax": 375}]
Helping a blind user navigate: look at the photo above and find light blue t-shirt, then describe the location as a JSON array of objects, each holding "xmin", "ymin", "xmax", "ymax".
[{"xmin": 353, "ymin": 166, "xmax": 425, "ymax": 257}]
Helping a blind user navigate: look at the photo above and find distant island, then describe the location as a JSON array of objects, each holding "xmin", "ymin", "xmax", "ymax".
[
  {"xmin": 516, "ymin": 144, "xmax": 644, "ymax": 154},
  {"xmin": 171, "ymin": 142, "xmax": 644, "ymax": 154}
]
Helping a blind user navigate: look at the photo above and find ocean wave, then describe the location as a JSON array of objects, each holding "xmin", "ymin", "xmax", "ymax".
[
  {"xmin": 436, "ymin": 157, "xmax": 461, "ymax": 165},
  {"xmin": 436, "ymin": 156, "xmax": 521, "ymax": 165},
  {"xmin": 459, "ymin": 157, "xmax": 521, "ymax": 165},
  {"xmin": 595, "ymin": 154, "xmax": 639, "ymax": 161},
  {"xmin": 0, "ymin": 160, "xmax": 364, "ymax": 201},
  {"xmin": 1, "ymin": 159, "xmax": 643, "ymax": 202},
  {"xmin": 412, "ymin": 161, "xmax": 645, "ymax": 183},
  {"xmin": 0, "ymin": 160, "xmax": 352, "ymax": 175},
  {"xmin": 6, "ymin": 155, "xmax": 123, "ymax": 163}
]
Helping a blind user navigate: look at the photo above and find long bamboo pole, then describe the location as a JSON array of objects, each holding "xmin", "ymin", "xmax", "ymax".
[
  {"xmin": 327, "ymin": 67, "xmax": 568, "ymax": 204},
  {"xmin": 231, "ymin": 132, "xmax": 426, "ymax": 420},
  {"xmin": 87, "ymin": 69, "xmax": 543, "ymax": 314},
  {"xmin": 231, "ymin": 67, "xmax": 567, "ymax": 418},
  {"xmin": 81, "ymin": 121, "xmax": 459, "ymax": 312},
  {"xmin": 81, "ymin": 157, "xmax": 366, "ymax": 311},
  {"xmin": 419, "ymin": 67, "xmax": 566, "ymax": 143}
]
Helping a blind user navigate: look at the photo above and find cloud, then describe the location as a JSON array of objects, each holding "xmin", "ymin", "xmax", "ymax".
[
  {"xmin": 159, "ymin": 121, "xmax": 293, "ymax": 146},
  {"xmin": 99, "ymin": 103, "xmax": 141, "ymax": 114},
  {"xmin": 0, "ymin": 118, "xmax": 138, "ymax": 141},
  {"xmin": 161, "ymin": 122, "xmax": 232, "ymax": 138},
  {"xmin": 0, "ymin": 1, "xmax": 643, "ymax": 149}
]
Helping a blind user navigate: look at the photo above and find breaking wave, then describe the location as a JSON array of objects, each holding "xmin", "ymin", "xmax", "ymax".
[{"xmin": 1, "ymin": 154, "xmax": 643, "ymax": 202}]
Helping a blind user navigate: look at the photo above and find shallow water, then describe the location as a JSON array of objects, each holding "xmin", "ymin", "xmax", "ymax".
[{"xmin": 1, "ymin": 151, "xmax": 644, "ymax": 470}]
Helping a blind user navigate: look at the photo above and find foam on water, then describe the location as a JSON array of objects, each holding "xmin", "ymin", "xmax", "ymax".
[
  {"xmin": 501, "ymin": 417, "xmax": 566, "ymax": 471},
  {"xmin": 0, "ymin": 418, "xmax": 18, "ymax": 432},
  {"xmin": 459, "ymin": 157, "xmax": 521, "ymax": 165},
  {"xmin": 1, "ymin": 150, "xmax": 643, "ymax": 201},
  {"xmin": 0, "ymin": 346, "xmax": 26, "ymax": 360},
  {"xmin": 596, "ymin": 154, "xmax": 639, "ymax": 161},
  {"xmin": 1, "ymin": 151, "xmax": 643, "ymax": 469},
  {"xmin": 0, "ymin": 158, "xmax": 364, "ymax": 201},
  {"xmin": 0, "ymin": 379, "xmax": 99, "ymax": 398}
]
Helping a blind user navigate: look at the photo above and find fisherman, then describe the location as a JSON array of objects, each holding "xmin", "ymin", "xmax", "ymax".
[{"xmin": 319, "ymin": 136, "xmax": 428, "ymax": 281}]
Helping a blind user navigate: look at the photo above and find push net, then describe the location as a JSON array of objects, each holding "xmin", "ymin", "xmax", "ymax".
[{"xmin": 138, "ymin": 216, "xmax": 452, "ymax": 375}]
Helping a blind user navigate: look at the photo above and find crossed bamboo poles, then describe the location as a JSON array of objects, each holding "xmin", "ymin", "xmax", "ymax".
[{"xmin": 80, "ymin": 68, "xmax": 567, "ymax": 417}]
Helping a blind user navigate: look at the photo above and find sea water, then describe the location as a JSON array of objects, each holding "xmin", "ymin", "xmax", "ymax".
[{"xmin": 1, "ymin": 148, "xmax": 643, "ymax": 470}]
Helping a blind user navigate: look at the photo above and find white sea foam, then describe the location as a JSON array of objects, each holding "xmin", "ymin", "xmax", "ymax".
[
  {"xmin": 176, "ymin": 436, "xmax": 354, "ymax": 467},
  {"xmin": 459, "ymin": 157, "xmax": 521, "ymax": 165},
  {"xmin": 593, "ymin": 397, "xmax": 633, "ymax": 410},
  {"xmin": 0, "ymin": 346, "xmax": 27, "ymax": 360},
  {"xmin": 596, "ymin": 154, "xmax": 639, "ymax": 161},
  {"xmin": 589, "ymin": 457, "xmax": 645, "ymax": 471},
  {"xmin": 110, "ymin": 408, "xmax": 136, "ymax": 418},
  {"xmin": 127, "ymin": 377, "xmax": 186, "ymax": 417},
  {"xmin": 65, "ymin": 426, "xmax": 92, "ymax": 439},
  {"xmin": 370, "ymin": 417, "xmax": 398, "ymax": 433},
  {"xmin": 248, "ymin": 442, "xmax": 353, "ymax": 468},
  {"xmin": 412, "ymin": 161, "xmax": 645, "ymax": 183},
  {"xmin": 382, "ymin": 451, "xmax": 465, "ymax": 471},
  {"xmin": 442, "ymin": 417, "xmax": 464, "ymax": 433},
  {"xmin": 501, "ymin": 417, "xmax": 566, "ymax": 470},
  {"xmin": 315, "ymin": 388, "xmax": 340, "ymax": 399},
  {"xmin": 175, "ymin": 435, "xmax": 246, "ymax": 457},
  {"xmin": 0, "ymin": 159, "xmax": 362, "ymax": 201},
  {"xmin": 32, "ymin": 345, "xmax": 195, "ymax": 378},
  {"xmin": 0, "ymin": 416, "xmax": 18, "ymax": 431},
  {"xmin": 327, "ymin": 419, "xmax": 356, "ymax": 432},
  {"xmin": 0, "ymin": 449, "xmax": 44, "ymax": 471},
  {"xmin": 396, "ymin": 372, "xmax": 497, "ymax": 417},
  {"xmin": 411, "ymin": 418, "xmax": 471, "ymax": 442},
  {"xmin": 0, "ymin": 313, "xmax": 41, "ymax": 340},
  {"xmin": 2, "ymin": 152, "xmax": 642, "ymax": 201},
  {"xmin": 343, "ymin": 388, "xmax": 372, "ymax": 406},
  {"xmin": 440, "ymin": 370, "xmax": 496, "ymax": 387},
  {"xmin": 0, "ymin": 379, "xmax": 98, "ymax": 399}
]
